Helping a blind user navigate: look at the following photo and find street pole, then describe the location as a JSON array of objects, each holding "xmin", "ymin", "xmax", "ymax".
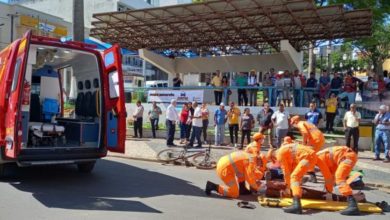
[
  {"xmin": 7, "ymin": 13, "xmax": 18, "ymax": 42},
  {"xmin": 73, "ymin": 0, "xmax": 85, "ymax": 42}
]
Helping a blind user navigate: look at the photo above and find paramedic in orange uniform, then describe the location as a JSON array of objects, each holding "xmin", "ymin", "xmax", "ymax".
[
  {"xmin": 267, "ymin": 144, "xmax": 317, "ymax": 214},
  {"xmin": 282, "ymin": 136, "xmax": 293, "ymax": 145},
  {"xmin": 244, "ymin": 133, "xmax": 265, "ymax": 156},
  {"xmin": 316, "ymin": 146, "xmax": 360, "ymax": 216},
  {"xmin": 205, "ymin": 151, "xmax": 267, "ymax": 198},
  {"xmin": 290, "ymin": 115, "xmax": 325, "ymax": 152}
]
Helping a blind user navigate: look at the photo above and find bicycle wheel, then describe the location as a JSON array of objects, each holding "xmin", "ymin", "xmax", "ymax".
[
  {"xmin": 157, "ymin": 148, "xmax": 183, "ymax": 163},
  {"xmin": 192, "ymin": 153, "xmax": 217, "ymax": 170}
]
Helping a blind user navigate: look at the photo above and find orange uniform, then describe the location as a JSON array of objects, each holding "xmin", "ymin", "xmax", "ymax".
[
  {"xmin": 276, "ymin": 143, "xmax": 317, "ymax": 197},
  {"xmin": 216, "ymin": 151, "xmax": 267, "ymax": 198},
  {"xmin": 316, "ymin": 146, "xmax": 358, "ymax": 196},
  {"xmin": 244, "ymin": 141, "xmax": 261, "ymax": 156},
  {"xmin": 296, "ymin": 121, "xmax": 325, "ymax": 152}
]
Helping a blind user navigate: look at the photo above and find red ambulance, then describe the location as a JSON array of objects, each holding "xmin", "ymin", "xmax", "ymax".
[{"xmin": 0, "ymin": 31, "xmax": 126, "ymax": 176}]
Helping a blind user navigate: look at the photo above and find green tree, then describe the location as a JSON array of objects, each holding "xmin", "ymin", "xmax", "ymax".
[{"xmin": 326, "ymin": 0, "xmax": 390, "ymax": 75}]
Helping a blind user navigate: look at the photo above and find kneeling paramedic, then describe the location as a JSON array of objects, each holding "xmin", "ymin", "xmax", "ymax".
[
  {"xmin": 205, "ymin": 151, "xmax": 267, "ymax": 198},
  {"xmin": 290, "ymin": 116, "xmax": 325, "ymax": 152},
  {"xmin": 244, "ymin": 133, "xmax": 265, "ymax": 156},
  {"xmin": 316, "ymin": 146, "xmax": 360, "ymax": 216},
  {"xmin": 267, "ymin": 144, "xmax": 318, "ymax": 214}
]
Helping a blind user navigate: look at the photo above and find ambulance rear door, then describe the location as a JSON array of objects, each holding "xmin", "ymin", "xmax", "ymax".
[{"xmin": 102, "ymin": 45, "xmax": 126, "ymax": 153}]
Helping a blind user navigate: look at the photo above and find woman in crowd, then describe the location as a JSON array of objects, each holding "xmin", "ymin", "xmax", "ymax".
[
  {"xmin": 325, "ymin": 93, "xmax": 338, "ymax": 133},
  {"xmin": 201, "ymin": 103, "xmax": 210, "ymax": 144},
  {"xmin": 222, "ymin": 76, "xmax": 231, "ymax": 105},
  {"xmin": 240, "ymin": 108, "xmax": 255, "ymax": 149},
  {"xmin": 179, "ymin": 103, "xmax": 191, "ymax": 144}
]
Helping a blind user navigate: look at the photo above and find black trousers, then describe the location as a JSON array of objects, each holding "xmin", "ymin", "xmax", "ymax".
[
  {"xmin": 237, "ymin": 89, "xmax": 248, "ymax": 106},
  {"xmin": 229, "ymin": 124, "xmax": 239, "ymax": 144},
  {"xmin": 134, "ymin": 117, "xmax": 143, "ymax": 138},
  {"xmin": 241, "ymin": 129, "xmax": 251, "ymax": 147},
  {"xmin": 166, "ymin": 120, "xmax": 176, "ymax": 145},
  {"xmin": 345, "ymin": 127, "xmax": 359, "ymax": 153},
  {"xmin": 150, "ymin": 118, "xmax": 158, "ymax": 138},
  {"xmin": 325, "ymin": 112, "xmax": 336, "ymax": 132},
  {"xmin": 214, "ymin": 91, "xmax": 223, "ymax": 105},
  {"xmin": 202, "ymin": 119, "xmax": 209, "ymax": 142},
  {"xmin": 186, "ymin": 124, "xmax": 192, "ymax": 140}
]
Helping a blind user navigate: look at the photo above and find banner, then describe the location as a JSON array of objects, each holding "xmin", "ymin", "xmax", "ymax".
[{"xmin": 148, "ymin": 90, "xmax": 204, "ymax": 104}]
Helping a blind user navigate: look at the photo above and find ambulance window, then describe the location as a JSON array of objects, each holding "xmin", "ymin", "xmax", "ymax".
[
  {"xmin": 108, "ymin": 70, "xmax": 120, "ymax": 98},
  {"xmin": 11, "ymin": 58, "xmax": 21, "ymax": 92}
]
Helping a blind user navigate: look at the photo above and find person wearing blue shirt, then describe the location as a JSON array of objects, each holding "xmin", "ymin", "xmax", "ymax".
[
  {"xmin": 305, "ymin": 102, "xmax": 323, "ymax": 126},
  {"xmin": 373, "ymin": 105, "xmax": 390, "ymax": 162},
  {"xmin": 214, "ymin": 103, "xmax": 227, "ymax": 146}
]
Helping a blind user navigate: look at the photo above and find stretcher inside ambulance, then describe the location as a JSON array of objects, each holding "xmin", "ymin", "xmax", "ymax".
[{"xmin": 0, "ymin": 32, "xmax": 126, "ymax": 175}]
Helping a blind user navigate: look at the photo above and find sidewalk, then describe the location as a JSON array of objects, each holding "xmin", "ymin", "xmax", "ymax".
[{"xmin": 109, "ymin": 138, "xmax": 390, "ymax": 189}]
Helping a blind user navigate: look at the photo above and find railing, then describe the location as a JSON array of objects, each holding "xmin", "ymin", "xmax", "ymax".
[{"xmin": 124, "ymin": 85, "xmax": 347, "ymax": 108}]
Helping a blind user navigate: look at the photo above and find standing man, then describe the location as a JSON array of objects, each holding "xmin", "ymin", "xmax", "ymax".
[
  {"xmin": 305, "ymin": 72, "xmax": 318, "ymax": 106},
  {"xmin": 248, "ymin": 69, "xmax": 258, "ymax": 106},
  {"xmin": 227, "ymin": 101, "xmax": 241, "ymax": 147},
  {"xmin": 212, "ymin": 70, "xmax": 223, "ymax": 105},
  {"xmin": 319, "ymin": 70, "xmax": 331, "ymax": 107},
  {"xmin": 271, "ymin": 103, "xmax": 290, "ymax": 148},
  {"xmin": 343, "ymin": 104, "xmax": 361, "ymax": 153},
  {"xmin": 257, "ymin": 102, "xmax": 274, "ymax": 147},
  {"xmin": 148, "ymin": 101, "xmax": 162, "ymax": 138},
  {"xmin": 331, "ymin": 72, "xmax": 343, "ymax": 95},
  {"xmin": 338, "ymin": 71, "xmax": 357, "ymax": 108},
  {"xmin": 305, "ymin": 102, "xmax": 323, "ymax": 127},
  {"xmin": 166, "ymin": 99, "xmax": 179, "ymax": 147},
  {"xmin": 236, "ymin": 72, "xmax": 248, "ymax": 106},
  {"xmin": 214, "ymin": 103, "xmax": 227, "ymax": 146},
  {"xmin": 188, "ymin": 102, "xmax": 203, "ymax": 148},
  {"xmin": 172, "ymin": 74, "xmax": 183, "ymax": 88},
  {"xmin": 373, "ymin": 105, "xmax": 390, "ymax": 161},
  {"xmin": 292, "ymin": 70, "xmax": 303, "ymax": 107},
  {"xmin": 133, "ymin": 100, "xmax": 144, "ymax": 138}
]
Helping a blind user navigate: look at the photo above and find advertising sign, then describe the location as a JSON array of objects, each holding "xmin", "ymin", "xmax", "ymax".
[{"xmin": 148, "ymin": 90, "xmax": 204, "ymax": 104}]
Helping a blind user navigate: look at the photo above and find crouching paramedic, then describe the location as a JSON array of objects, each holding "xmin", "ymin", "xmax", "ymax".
[
  {"xmin": 244, "ymin": 133, "xmax": 265, "ymax": 156},
  {"xmin": 205, "ymin": 151, "xmax": 267, "ymax": 198},
  {"xmin": 290, "ymin": 116, "xmax": 325, "ymax": 152},
  {"xmin": 267, "ymin": 144, "xmax": 317, "ymax": 214},
  {"xmin": 316, "ymin": 146, "xmax": 360, "ymax": 216}
]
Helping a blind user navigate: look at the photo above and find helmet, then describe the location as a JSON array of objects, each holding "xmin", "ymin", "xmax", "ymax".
[
  {"xmin": 290, "ymin": 115, "xmax": 300, "ymax": 125},
  {"xmin": 253, "ymin": 133, "xmax": 265, "ymax": 141}
]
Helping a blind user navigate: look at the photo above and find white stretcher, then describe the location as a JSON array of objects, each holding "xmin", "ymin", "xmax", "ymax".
[{"xmin": 29, "ymin": 122, "xmax": 66, "ymax": 146}]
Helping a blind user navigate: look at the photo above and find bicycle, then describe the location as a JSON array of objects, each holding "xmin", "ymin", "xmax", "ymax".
[{"xmin": 157, "ymin": 144, "xmax": 217, "ymax": 169}]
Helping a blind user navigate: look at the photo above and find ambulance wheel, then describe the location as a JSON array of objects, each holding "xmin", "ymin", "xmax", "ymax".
[
  {"xmin": 77, "ymin": 161, "xmax": 96, "ymax": 173},
  {"xmin": 0, "ymin": 164, "xmax": 5, "ymax": 178}
]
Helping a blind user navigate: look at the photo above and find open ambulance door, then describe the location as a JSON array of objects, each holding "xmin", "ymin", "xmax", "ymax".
[
  {"xmin": 102, "ymin": 45, "xmax": 126, "ymax": 153},
  {"xmin": 3, "ymin": 31, "xmax": 31, "ymax": 159}
]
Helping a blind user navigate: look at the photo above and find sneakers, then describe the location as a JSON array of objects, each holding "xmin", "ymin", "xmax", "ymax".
[{"xmin": 373, "ymin": 157, "xmax": 383, "ymax": 161}]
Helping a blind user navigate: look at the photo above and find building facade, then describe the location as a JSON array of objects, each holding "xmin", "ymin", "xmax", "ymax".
[{"xmin": 0, "ymin": 1, "xmax": 71, "ymax": 50}]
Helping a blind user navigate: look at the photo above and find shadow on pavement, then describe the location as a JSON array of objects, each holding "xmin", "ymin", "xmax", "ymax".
[{"xmin": 0, "ymin": 159, "xmax": 205, "ymax": 213}]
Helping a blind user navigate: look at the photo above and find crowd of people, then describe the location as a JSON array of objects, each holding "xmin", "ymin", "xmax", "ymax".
[
  {"xmin": 194, "ymin": 69, "xmax": 389, "ymax": 108},
  {"xmin": 131, "ymin": 98, "xmax": 390, "ymax": 163}
]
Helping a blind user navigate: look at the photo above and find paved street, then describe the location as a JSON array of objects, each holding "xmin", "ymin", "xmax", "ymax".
[{"xmin": 0, "ymin": 157, "xmax": 389, "ymax": 220}]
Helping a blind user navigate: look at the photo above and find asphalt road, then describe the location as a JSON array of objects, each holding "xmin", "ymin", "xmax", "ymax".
[{"xmin": 0, "ymin": 157, "xmax": 389, "ymax": 220}]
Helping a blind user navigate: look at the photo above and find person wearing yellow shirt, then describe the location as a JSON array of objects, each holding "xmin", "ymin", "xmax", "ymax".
[
  {"xmin": 325, "ymin": 93, "xmax": 338, "ymax": 134},
  {"xmin": 227, "ymin": 101, "xmax": 241, "ymax": 148},
  {"xmin": 212, "ymin": 70, "xmax": 223, "ymax": 105}
]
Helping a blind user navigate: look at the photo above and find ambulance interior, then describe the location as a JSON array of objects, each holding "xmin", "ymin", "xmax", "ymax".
[{"xmin": 22, "ymin": 45, "xmax": 102, "ymax": 149}]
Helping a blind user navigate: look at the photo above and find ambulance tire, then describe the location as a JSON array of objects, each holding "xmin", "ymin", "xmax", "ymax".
[
  {"xmin": 0, "ymin": 164, "xmax": 4, "ymax": 178},
  {"xmin": 77, "ymin": 161, "xmax": 96, "ymax": 173}
]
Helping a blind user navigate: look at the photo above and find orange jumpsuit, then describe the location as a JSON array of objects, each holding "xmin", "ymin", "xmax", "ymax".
[
  {"xmin": 276, "ymin": 143, "xmax": 317, "ymax": 197},
  {"xmin": 216, "ymin": 151, "xmax": 266, "ymax": 198},
  {"xmin": 244, "ymin": 141, "xmax": 261, "ymax": 156},
  {"xmin": 316, "ymin": 146, "xmax": 358, "ymax": 196},
  {"xmin": 296, "ymin": 121, "xmax": 325, "ymax": 152}
]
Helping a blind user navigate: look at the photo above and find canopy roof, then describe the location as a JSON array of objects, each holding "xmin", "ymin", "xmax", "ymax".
[{"xmin": 90, "ymin": 0, "xmax": 372, "ymax": 53}]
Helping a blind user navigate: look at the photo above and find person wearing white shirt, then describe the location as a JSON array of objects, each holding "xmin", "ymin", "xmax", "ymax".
[
  {"xmin": 166, "ymin": 99, "xmax": 179, "ymax": 146},
  {"xmin": 271, "ymin": 103, "xmax": 290, "ymax": 147},
  {"xmin": 188, "ymin": 102, "xmax": 203, "ymax": 148},
  {"xmin": 343, "ymin": 103, "xmax": 361, "ymax": 153},
  {"xmin": 248, "ymin": 70, "xmax": 258, "ymax": 106}
]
